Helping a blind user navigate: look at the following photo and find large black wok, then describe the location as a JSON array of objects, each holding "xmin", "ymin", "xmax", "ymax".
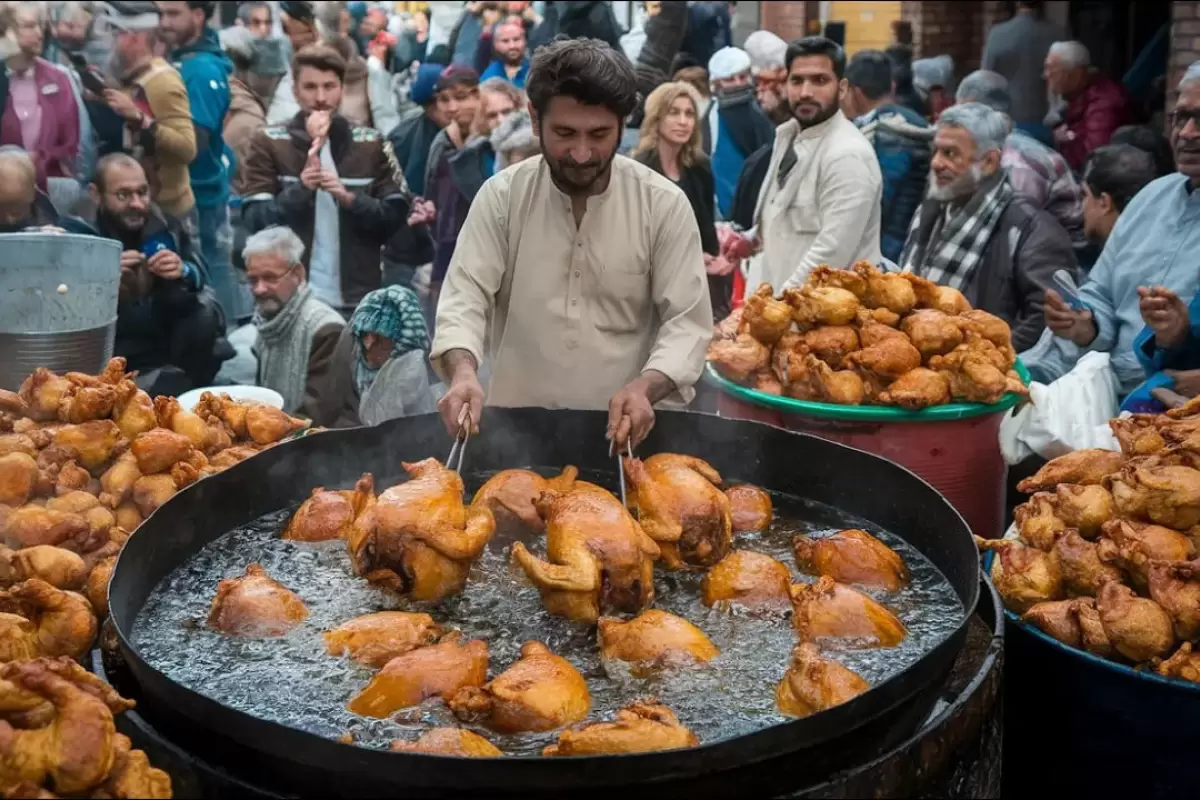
[{"xmin": 109, "ymin": 409, "xmax": 980, "ymax": 798}]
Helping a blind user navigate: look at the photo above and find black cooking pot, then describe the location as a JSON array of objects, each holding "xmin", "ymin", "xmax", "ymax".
[{"xmin": 109, "ymin": 409, "xmax": 980, "ymax": 798}]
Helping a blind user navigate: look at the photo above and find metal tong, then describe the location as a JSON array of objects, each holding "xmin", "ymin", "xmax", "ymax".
[
  {"xmin": 446, "ymin": 406, "xmax": 472, "ymax": 474},
  {"xmin": 609, "ymin": 434, "xmax": 635, "ymax": 514}
]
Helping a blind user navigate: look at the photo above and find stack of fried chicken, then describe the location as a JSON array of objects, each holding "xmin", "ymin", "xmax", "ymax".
[
  {"xmin": 708, "ymin": 263, "xmax": 1027, "ymax": 409},
  {"xmin": 203, "ymin": 448, "xmax": 915, "ymax": 757},
  {"xmin": 984, "ymin": 397, "xmax": 1200, "ymax": 682}
]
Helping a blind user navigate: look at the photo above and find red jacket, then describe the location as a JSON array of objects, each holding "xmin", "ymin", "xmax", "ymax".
[
  {"xmin": 1058, "ymin": 75, "xmax": 1136, "ymax": 172},
  {"xmin": 0, "ymin": 58, "xmax": 80, "ymax": 187}
]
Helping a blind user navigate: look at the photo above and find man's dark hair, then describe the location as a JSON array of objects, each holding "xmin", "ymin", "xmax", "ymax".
[
  {"xmin": 237, "ymin": 1, "xmax": 271, "ymax": 24},
  {"xmin": 1110, "ymin": 124, "xmax": 1175, "ymax": 178},
  {"xmin": 845, "ymin": 50, "xmax": 892, "ymax": 100},
  {"xmin": 435, "ymin": 65, "xmax": 480, "ymax": 94},
  {"xmin": 1083, "ymin": 144, "xmax": 1157, "ymax": 212},
  {"xmin": 784, "ymin": 36, "xmax": 846, "ymax": 80},
  {"xmin": 93, "ymin": 153, "xmax": 144, "ymax": 193},
  {"xmin": 292, "ymin": 44, "xmax": 346, "ymax": 81},
  {"xmin": 525, "ymin": 37, "xmax": 638, "ymax": 119},
  {"xmin": 187, "ymin": 1, "xmax": 215, "ymax": 19}
]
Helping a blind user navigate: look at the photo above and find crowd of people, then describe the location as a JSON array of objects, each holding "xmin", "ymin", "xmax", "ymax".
[{"xmin": 0, "ymin": 0, "xmax": 1196, "ymax": 447}]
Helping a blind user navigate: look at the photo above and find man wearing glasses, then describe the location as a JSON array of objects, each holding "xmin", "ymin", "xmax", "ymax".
[{"xmin": 1023, "ymin": 62, "xmax": 1200, "ymax": 404}]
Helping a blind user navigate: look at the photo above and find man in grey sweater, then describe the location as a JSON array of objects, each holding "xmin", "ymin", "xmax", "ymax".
[{"xmin": 982, "ymin": 1, "xmax": 1066, "ymax": 145}]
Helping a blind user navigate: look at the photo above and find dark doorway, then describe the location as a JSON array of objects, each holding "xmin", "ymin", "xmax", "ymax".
[{"xmin": 1069, "ymin": 0, "xmax": 1171, "ymax": 116}]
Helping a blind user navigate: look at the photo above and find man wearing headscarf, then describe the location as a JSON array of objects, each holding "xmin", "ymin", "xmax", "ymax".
[
  {"xmin": 705, "ymin": 46, "xmax": 775, "ymax": 219},
  {"xmin": 744, "ymin": 31, "xmax": 790, "ymax": 126}
]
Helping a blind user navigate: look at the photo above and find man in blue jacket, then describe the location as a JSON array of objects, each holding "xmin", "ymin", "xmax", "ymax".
[{"xmin": 157, "ymin": 0, "xmax": 236, "ymax": 324}]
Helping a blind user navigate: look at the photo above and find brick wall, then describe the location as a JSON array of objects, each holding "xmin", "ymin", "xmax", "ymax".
[
  {"xmin": 761, "ymin": 1, "xmax": 809, "ymax": 43},
  {"xmin": 1170, "ymin": 1, "xmax": 1200, "ymax": 110},
  {"xmin": 903, "ymin": 0, "xmax": 986, "ymax": 78}
]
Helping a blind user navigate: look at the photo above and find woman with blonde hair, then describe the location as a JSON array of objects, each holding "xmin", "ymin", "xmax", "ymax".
[{"xmin": 633, "ymin": 81, "xmax": 727, "ymax": 317}]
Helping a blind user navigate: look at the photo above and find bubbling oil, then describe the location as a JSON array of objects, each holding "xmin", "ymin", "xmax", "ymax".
[{"xmin": 133, "ymin": 469, "xmax": 965, "ymax": 756}]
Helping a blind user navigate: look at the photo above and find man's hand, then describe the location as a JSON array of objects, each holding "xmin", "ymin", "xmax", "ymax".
[
  {"xmin": 704, "ymin": 253, "xmax": 735, "ymax": 276},
  {"xmin": 120, "ymin": 249, "xmax": 145, "ymax": 272},
  {"xmin": 103, "ymin": 89, "xmax": 142, "ymax": 123},
  {"xmin": 1138, "ymin": 286, "xmax": 1190, "ymax": 349},
  {"xmin": 1052, "ymin": 125, "xmax": 1075, "ymax": 146},
  {"xmin": 1166, "ymin": 370, "xmax": 1200, "ymax": 400},
  {"xmin": 407, "ymin": 198, "xmax": 436, "ymax": 227},
  {"xmin": 607, "ymin": 371, "xmax": 675, "ymax": 450},
  {"xmin": 1044, "ymin": 288, "xmax": 1096, "ymax": 347},
  {"xmin": 437, "ymin": 350, "xmax": 484, "ymax": 438},
  {"xmin": 1151, "ymin": 387, "xmax": 1190, "ymax": 410},
  {"xmin": 146, "ymin": 248, "xmax": 183, "ymax": 281},
  {"xmin": 319, "ymin": 171, "xmax": 355, "ymax": 207},
  {"xmin": 300, "ymin": 159, "xmax": 323, "ymax": 190}
]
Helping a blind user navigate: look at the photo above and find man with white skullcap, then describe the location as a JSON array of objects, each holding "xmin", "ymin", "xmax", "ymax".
[
  {"xmin": 744, "ymin": 31, "xmax": 790, "ymax": 125},
  {"xmin": 704, "ymin": 46, "xmax": 775, "ymax": 220}
]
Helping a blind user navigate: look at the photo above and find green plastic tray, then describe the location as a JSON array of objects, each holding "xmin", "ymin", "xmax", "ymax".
[{"xmin": 704, "ymin": 359, "xmax": 1030, "ymax": 423}]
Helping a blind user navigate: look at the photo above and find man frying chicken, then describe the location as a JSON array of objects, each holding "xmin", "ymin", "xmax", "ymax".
[{"xmin": 432, "ymin": 39, "xmax": 712, "ymax": 449}]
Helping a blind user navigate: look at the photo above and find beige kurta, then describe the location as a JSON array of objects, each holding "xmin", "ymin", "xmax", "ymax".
[{"xmin": 430, "ymin": 155, "xmax": 712, "ymax": 410}]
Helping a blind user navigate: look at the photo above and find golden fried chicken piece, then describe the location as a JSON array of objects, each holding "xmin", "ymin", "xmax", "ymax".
[
  {"xmin": 53, "ymin": 460, "xmax": 93, "ymax": 497},
  {"xmin": 154, "ymin": 395, "xmax": 224, "ymax": 455},
  {"xmin": 1016, "ymin": 449, "xmax": 1126, "ymax": 493},
  {"xmin": 854, "ymin": 263, "xmax": 916, "ymax": 314},
  {"xmin": 809, "ymin": 266, "xmax": 867, "ymax": 298},
  {"xmin": 898, "ymin": 272, "xmax": 971, "ymax": 314},
  {"xmin": 129, "ymin": 428, "xmax": 192, "ymax": 476},
  {"xmin": 775, "ymin": 642, "xmax": 869, "ymax": 718},
  {"xmin": 794, "ymin": 529, "xmax": 909, "ymax": 591},
  {"xmin": 323, "ymin": 612, "xmax": 442, "ymax": 668},
  {"xmin": 1098, "ymin": 519, "xmax": 1195, "ymax": 589},
  {"xmin": 792, "ymin": 354, "xmax": 865, "ymax": 405},
  {"xmin": 96, "ymin": 732, "xmax": 173, "ymax": 798},
  {"xmin": 390, "ymin": 728, "xmax": 501, "ymax": 757},
  {"xmin": 878, "ymin": 368, "xmax": 951, "ymax": 410},
  {"xmin": 18, "ymin": 369, "xmax": 73, "ymax": 423},
  {"xmin": 281, "ymin": 487, "xmax": 355, "ymax": 542},
  {"xmin": 4, "ymin": 507, "xmax": 94, "ymax": 552},
  {"xmin": 0, "ymin": 452, "xmax": 38, "ymax": 507},
  {"xmin": 958, "ymin": 309, "xmax": 1012, "ymax": 349},
  {"xmin": 47, "ymin": 493, "xmax": 115, "ymax": 547},
  {"xmin": 846, "ymin": 335, "xmax": 922, "ymax": 382},
  {"xmin": 358, "ymin": 459, "xmax": 495, "ymax": 602},
  {"xmin": 57, "ymin": 377, "xmax": 118, "ymax": 425},
  {"xmin": 448, "ymin": 641, "xmax": 590, "ymax": 733},
  {"xmin": 1109, "ymin": 416, "xmax": 1166, "ymax": 457},
  {"xmin": 513, "ymin": 480, "xmax": 658, "ymax": 623},
  {"xmin": 856, "ymin": 311, "xmax": 909, "ymax": 347},
  {"xmin": 86, "ymin": 556, "xmax": 116, "ymax": 618},
  {"xmin": 544, "ymin": 702, "xmax": 698, "ymax": 756},
  {"xmin": 1145, "ymin": 560, "xmax": 1200, "ymax": 641},
  {"xmin": 1155, "ymin": 642, "xmax": 1200, "ymax": 683},
  {"xmin": 194, "ymin": 393, "xmax": 248, "ymax": 439},
  {"xmin": 111, "ymin": 381, "xmax": 157, "ymax": 442},
  {"xmin": 244, "ymin": 405, "xmax": 307, "ymax": 445},
  {"xmin": 800, "ymin": 326, "xmax": 860, "ymax": 369},
  {"xmin": 1014, "ymin": 492, "xmax": 1067, "ymax": 551},
  {"xmin": 974, "ymin": 536, "xmax": 1064, "ymax": 613},
  {"xmin": 0, "ymin": 547, "xmax": 86, "ymax": 591},
  {"xmin": 724, "ymin": 484, "xmax": 772, "ymax": 533},
  {"xmin": 1052, "ymin": 531, "xmax": 1122, "ymax": 597},
  {"xmin": 750, "ymin": 370, "xmax": 784, "ymax": 395},
  {"xmin": 598, "ymin": 610, "xmax": 719, "ymax": 670},
  {"xmin": 98, "ymin": 452, "xmax": 141, "ymax": 510},
  {"xmin": 0, "ymin": 580, "xmax": 97, "ymax": 661},
  {"xmin": 1051, "ymin": 484, "xmax": 1113, "ymax": 539},
  {"xmin": 1095, "ymin": 581, "xmax": 1174, "ymax": 662},
  {"xmin": 348, "ymin": 633, "xmax": 488, "ymax": 718},
  {"xmin": 1106, "ymin": 464, "xmax": 1200, "ymax": 529},
  {"xmin": 471, "ymin": 467, "xmax": 578, "ymax": 536},
  {"xmin": 927, "ymin": 343, "xmax": 1010, "ymax": 404},
  {"xmin": 130, "ymin": 474, "xmax": 178, "ymax": 518},
  {"xmin": 707, "ymin": 333, "xmax": 770, "ymax": 384},
  {"xmin": 784, "ymin": 286, "xmax": 861, "ymax": 328},
  {"xmin": 742, "ymin": 283, "xmax": 793, "ymax": 344},
  {"xmin": 701, "ymin": 550, "xmax": 792, "ymax": 611},
  {"xmin": 0, "ymin": 390, "xmax": 29, "ymax": 420},
  {"xmin": 204, "ymin": 445, "xmax": 259, "ymax": 473},
  {"xmin": 789, "ymin": 577, "xmax": 907, "ymax": 646},
  {"xmin": 51, "ymin": 421, "xmax": 123, "ymax": 473},
  {"xmin": 1022, "ymin": 599, "xmax": 1084, "ymax": 648},
  {"xmin": 900, "ymin": 310, "xmax": 964, "ymax": 361},
  {"xmin": 712, "ymin": 308, "xmax": 744, "ymax": 341},
  {"xmin": 624, "ymin": 453, "xmax": 732, "ymax": 570},
  {"xmin": 113, "ymin": 502, "xmax": 142, "ymax": 533},
  {"xmin": 1072, "ymin": 597, "xmax": 1113, "ymax": 657},
  {"xmin": 206, "ymin": 564, "xmax": 309, "ymax": 638},
  {"xmin": 0, "ymin": 434, "xmax": 36, "ymax": 459}
]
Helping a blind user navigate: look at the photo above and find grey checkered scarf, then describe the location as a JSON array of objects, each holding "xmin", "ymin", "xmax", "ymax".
[{"xmin": 899, "ymin": 171, "xmax": 1014, "ymax": 290}]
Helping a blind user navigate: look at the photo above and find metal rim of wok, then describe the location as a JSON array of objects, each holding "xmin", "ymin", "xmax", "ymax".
[
  {"xmin": 108, "ymin": 409, "xmax": 980, "ymax": 794},
  {"xmin": 703, "ymin": 361, "xmax": 1030, "ymax": 422}
]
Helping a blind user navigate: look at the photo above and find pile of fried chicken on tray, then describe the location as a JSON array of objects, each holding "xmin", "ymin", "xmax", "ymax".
[
  {"xmin": 708, "ymin": 263, "xmax": 1027, "ymax": 409},
  {"xmin": 204, "ymin": 452, "xmax": 917, "ymax": 758},
  {"xmin": 982, "ymin": 396, "xmax": 1200, "ymax": 682},
  {"xmin": 0, "ymin": 358, "xmax": 309, "ymax": 797}
]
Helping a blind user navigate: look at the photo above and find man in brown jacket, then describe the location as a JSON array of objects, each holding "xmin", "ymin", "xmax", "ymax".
[{"xmin": 241, "ymin": 44, "xmax": 410, "ymax": 317}]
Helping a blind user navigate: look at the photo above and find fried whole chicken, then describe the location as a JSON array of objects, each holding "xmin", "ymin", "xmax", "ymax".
[
  {"xmin": 154, "ymin": 396, "xmax": 228, "ymax": 454},
  {"xmin": 18, "ymin": 370, "xmax": 72, "ymax": 423},
  {"xmin": 877, "ymin": 368, "xmax": 951, "ymax": 410},
  {"xmin": 206, "ymin": 564, "xmax": 309, "ymax": 637},
  {"xmin": 900, "ymin": 310, "xmax": 964, "ymax": 360},
  {"xmin": 513, "ymin": 479, "xmax": 658, "ymax": 623},
  {"xmin": 707, "ymin": 333, "xmax": 770, "ymax": 384},
  {"xmin": 347, "ymin": 633, "xmax": 488, "ymax": 718},
  {"xmin": 1109, "ymin": 415, "xmax": 1167, "ymax": 456},
  {"xmin": 1095, "ymin": 580, "xmax": 1175, "ymax": 662},
  {"xmin": 470, "ymin": 467, "xmax": 577, "ymax": 536},
  {"xmin": 898, "ymin": 272, "xmax": 971, "ymax": 314},
  {"xmin": 129, "ymin": 428, "xmax": 192, "ymax": 475},
  {"xmin": 4, "ymin": 507, "xmax": 94, "ymax": 553},
  {"xmin": 1013, "ymin": 492, "xmax": 1067, "ymax": 551},
  {"xmin": 245, "ymin": 404, "xmax": 307, "ymax": 445},
  {"xmin": 112, "ymin": 381, "xmax": 157, "ymax": 441},
  {"xmin": 544, "ymin": 701, "xmax": 698, "ymax": 756},
  {"xmin": 974, "ymin": 537, "xmax": 1064, "ymax": 613},
  {"xmin": 1053, "ymin": 531, "xmax": 1123, "ymax": 597},
  {"xmin": 598, "ymin": 610, "xmax": 719, "ymax": 670},
  {"xmin": 98, "ymin": 451, "xmax": 141, "ymax": 510},
  {"xmin": 701, "ymin": 550, "xmax": 792, "ymax": 611},
  {"xmin": 282, "ymin": 487, "xmax": 356, "ymax": 542},
  {"xmin": 724, "ymin": 484, "xmax": 773, "ymax": 533},
  {"xmin": 0, "ymin": 547, "xmax": 86, "ymax": 591},
  {"xmin": 1016, "ymin": 449, "xmax": 1127, "ymax": 493},
  {"xmin": 86, "ymin": 555, "xmax": 116, "ymax": 618},
  {"xmin": 1098, "ymin": 519, "xmax": 1194, "ymax": 589},
  {"xmin": 390, "ymin": 728, "xmax": 502, "ymax": 757},
  {"xmin": 808, "ymin": 266, "xmax": 867, "ymax": 298},
  {"xmin": 1051, "ymin": 484, "xmax": 1114, "ymax": 539},
  {"xmin": 855, "ymin": 262, "xmax": 916, "ymax": 314},
  {"xmin": 792, "ymin": 354, "xmax": 865, "ymax": 405},
  {"xmin": 928, "ymin": 340, "xmax": 1023, "ymax": 405},
  {"xmin": 789, "ymin": 577, "xmax": 907, "ymax": 647},
  {"xmin": 448, "ymin": 641, "xmax": 591, "ymax": 733},
  {"xmin": 846, "ymin": 335, "xmax": 922, "ymax": 382},
  {"xmin": 774, "ymin": 642, "xmax": 869, "ymax": 718},
  {"xmin": 624, "ymin": 454, "xmax": 732, "ymax": 570},
  {"xmin": 742, "ymin": 283, "xmax": 793, "ymax": 344},
  {"xmin": 1106, "ymin": 464, "xmax": 1200, "ymax": 529},
  {"xmin": 97, "ymin": 731, "xmax": 173, "ymax": 798},
  {"xmin": 352, "ymin": 459, "xmax": 495, "ymax": 602},
  {"xmin": 0, "ymin": 452, "xmax": 38, "ymax": 506},
  {"xmin": 323, "ymin": 612, "xmax": 442, "ymax": 668},
  {"xmin": 1155, "ymin": 642, "xmax": 1200, "ymax": 683},
  {"xmin": 1022, "ymin": 599, "xmax": 1084, "ymax": 648},
  {"xmin": 193, "ymin": 392, "xmax": 248, "ymax": 439},
  {"xmin": 800, "ymin": 325, "xmax": 860, "ymax": 369},
  {"xmin": 793, "ymin": 529, "xmax": 909, "ymax": 592},
  {"xmin": 1147, "ymin": 560, "xmax": 1200, "ymax": 641},
  {"xmin": 52, "ymin": 421, "xmax": 123, "ymax": 472},
  {"xmin": 0, "ymin": 579, "xmax": 97, "ymax": 661},
  {"xmin": 57, "ymin": 375, "xmax": 119, "ymax": 425},
  {"xmin": 784, "ymin": 286, "xmax": 860, "ymax": 328}
]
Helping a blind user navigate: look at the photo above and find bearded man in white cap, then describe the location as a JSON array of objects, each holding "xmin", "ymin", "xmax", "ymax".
[{"xmin": 704, "ymin": 45, "xmax": 775, "ymax": 219}]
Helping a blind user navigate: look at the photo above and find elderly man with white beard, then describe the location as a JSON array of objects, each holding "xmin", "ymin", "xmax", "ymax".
[{"xmin": 898, "ymin": 102, "xmax": 1077, "ymax": 351}]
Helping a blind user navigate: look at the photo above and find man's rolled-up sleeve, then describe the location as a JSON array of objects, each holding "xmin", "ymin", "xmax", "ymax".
[
  {"xmin": 429, "ymin": 178, "xmax": 510, "ymax": 377},
  {"xmin": 642, "ymin": 192, "xmax": 713, "ymax": 395}
]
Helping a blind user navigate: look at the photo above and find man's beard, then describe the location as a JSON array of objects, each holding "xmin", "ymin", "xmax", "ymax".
[
  {"xmin": 546, "ymin": 148, "xmax": 615, "ymax": 194},
  {"xmin": 504, "ymin": 50, "xmax": 524, "ymax": 66},
  {"xmin": 98, "ymin": 207, "xmax": 148, "ymax": 244},
  {"xmin": 928, "ymin": 164, "xmax": 983, "ymax": 202},
  {"xmin": 255, "ymin": 296, "xmax": 283, "ymax": 319},
  {"xmin": 789, "ymin": 95, "xmax": 839, "ymax": 129}
]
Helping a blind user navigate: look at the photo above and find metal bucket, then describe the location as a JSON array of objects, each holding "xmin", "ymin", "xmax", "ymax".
[{"xmin": 0, "ymin": 232, "xmax": 121, "ymax": 390}]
